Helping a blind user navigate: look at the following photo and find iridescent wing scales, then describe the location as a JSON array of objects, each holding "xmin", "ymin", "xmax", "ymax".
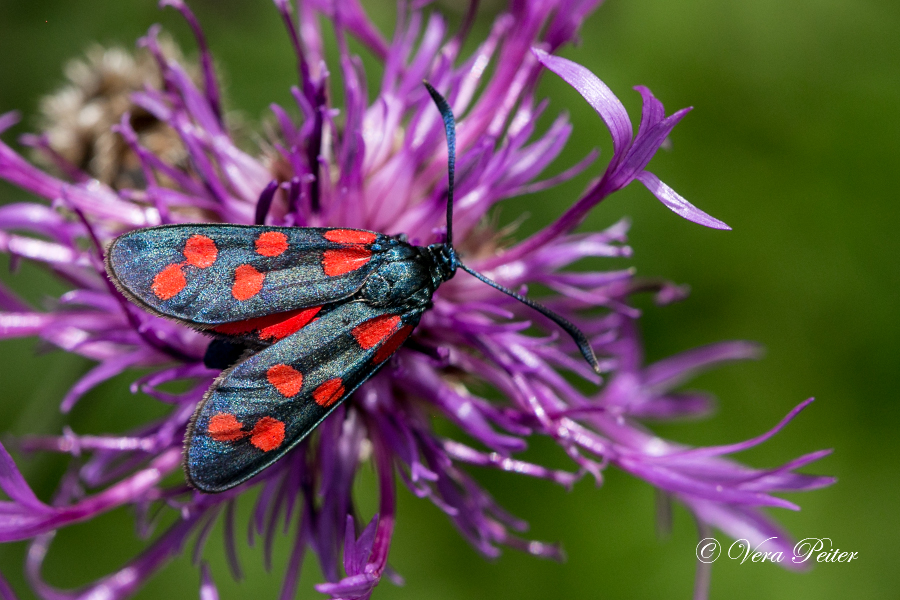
[
  {"xmin": 106, "ymin": 224, "xmax": 389, "ymax": 326},
  {"xmin": 184, "ymin": 301, "xmax": 421, "ymax": 492}
]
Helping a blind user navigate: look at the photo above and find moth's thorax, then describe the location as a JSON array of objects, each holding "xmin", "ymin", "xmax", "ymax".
[
  {"xmin": 422, "ymin": 243, "xmax": 457, "ymax": 283},
  {"xmin": 358, "ymin": 240, "xmax": 456, "ymax": 309}
]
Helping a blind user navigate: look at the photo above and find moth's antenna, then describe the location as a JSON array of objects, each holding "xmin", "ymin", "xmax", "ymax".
[
  {"xmin": 424, "ymin": 82, "xmax": 600, "ymax": 376},
  {"xmin": 423, "ymin": 81, "xmax": 456, "ymax": 246},
  {"xmin": 458, "ymin": 264, "xmax": 602, "ymax": 375}
]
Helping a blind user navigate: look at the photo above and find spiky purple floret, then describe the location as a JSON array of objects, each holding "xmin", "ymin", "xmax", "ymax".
[{"xmin": 0, "ymin": 1, "xmax": 832, "ymax": 599}]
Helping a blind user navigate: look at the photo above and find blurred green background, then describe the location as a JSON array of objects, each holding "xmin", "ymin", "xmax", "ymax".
[{"xmin": 0, "ymin": 0, "xmax": 897, "ymax": 598}]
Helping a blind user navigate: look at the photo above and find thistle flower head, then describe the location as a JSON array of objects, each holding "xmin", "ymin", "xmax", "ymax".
[{"xmin": 0, "ymin": 1, "xmax": 833, "ymax": 598}]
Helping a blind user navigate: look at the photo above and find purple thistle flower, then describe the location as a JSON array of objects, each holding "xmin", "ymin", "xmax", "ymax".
[{"xmin": 0, "ymin": 1, "xmax": 834, "ymax": 599}]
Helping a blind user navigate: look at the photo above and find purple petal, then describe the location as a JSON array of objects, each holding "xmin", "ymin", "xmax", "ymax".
[
  {"xmin": 0, "ymin": 282, "xmax": 30, "ymax": 311},
  {"xmin": 634, "ymin": 85, "xmax": 666, "ymax": 136},
  {"xmin": 0, "ymin": 313, "xmax": 59, "ymax": 339},
  {"xmin": 0, "ymin": 572, "xmax": 18, "ymax": 600},
  {"xmin": 628, "ymin": 392, "xmax": 715, "ymax": 420},
  {"xmin": 642, "ymin": 341, "xmax": 761, "ymax": 390},
  {"xmin": 159, "ymin": 0, "xmax": 223, "ymax": 125},
  {"xmin": 0, "ymin": 449, "xmax": 180, "ymax": 542},
  {"xmin": 0, "ymin": 442, "xmax": 48, "ymax": 511},
  {"xmin": 26, "ymin": 510, "xmax": 204, "ymax": 599},
  {"xmin": 0, "ymin": 203, "xmax": 77, "ymax": 242},
  {"xmin": 60, "ymin": 352, "xmax": 149, "ymax": 413},
  {"xmin": 687, "ymin": 500, "xmax": 809, "ymax": 571},
  {"xmin": 533, "ymin": 48, "xmax": 632, "ymax": 156},
  {"xmin": 199, "ymin": 563, "xmax": 219, "ymax": 600},
  {"xmin": 612, "ymin": 107, "xmax": 691, "ymax": 188},
  {"xmin": 666, "ymin": 398, "xmax": 817, "ymax": 460},
  {"xmin": 617, "ymin": 455, "xmax": 800, "ymax": 509},
  {"xmin": 637, "ymin": 171, "xmax": 731, "ymax": 230},
  {"xmin": 0, "ymin": 112, "xmax": 20, "ymax": 134}
]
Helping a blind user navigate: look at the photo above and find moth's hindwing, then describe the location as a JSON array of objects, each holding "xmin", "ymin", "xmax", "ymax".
[
  {"xmin": 106, "ymin": 224, "xmax": 390, "ymax": 326},
  {"xmin": 184, "ymin": 301, "xmax": 422, "ymax": 492}
]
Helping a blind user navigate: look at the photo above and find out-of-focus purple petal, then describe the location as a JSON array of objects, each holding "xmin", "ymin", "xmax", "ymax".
[
  {"xmin": 616, "ymin": 455, "xmax": 800, "ymax": 509},
  {"xmin": 60, "ymin": 351, "xmax": 149, "ymax": 413},
  {"xmin": 0, "ymin": 442, "xmax": 48, "ymax": 512},
  {"xmin": 27, "ymin": 509, "xmax": 204, "ymax": 600},
  {"xmin": 686, "ymin": 500, "xmax": 809, "ymax": 572},
  {"xmin": 665, "ymin": 398, "xmax": 817, "ymax": 460},
  {"xmin": 18, "ymin": 133, "xmax": 89, "ymax": 183},
  {"xmin": 160, "ymin": 0, "xmax": 223, "ymax": 125},
  {"xmin": 518, "ymin": 148, "xmax": 599, "ymax": 195},
  {"xmin": 627, "ymin": 392, "xmax": 715, "ymax": 420},
  {"xmin": 637, "ymin": 171, "xmax": 731, "ymax": 230},
  {"xmin": 735, "ymin": 450, "xmax": 836, "ymax": 492},
  {"xmin": 0, "ymin": 572, "xmax": 17, "ymax": 600},
  {"xmin": 199, "ymin": 563, "xmax": 219, "ymax": 600},
  {"xmin": 0, "ymin": 449, "xmax": 180, "ymax": 542},
  {"xmin": 642, "ymin": 341, "xmax": 762, "ymax": 390},
  {"xmin": 544, "ymin": 0, "xmax": 603, "ymax": 50},
  {"xmin": 0, "ymin": 283, "xmax": 29, "ymax": 312},
  {"xmin": 0, "ymin": 231, "xmax": 83, "ymax": 266},
  {"xmin": 0, "ymin": 112, "xmax": 21, "ymax": 134},
  {"xmin": 0, "ymin": 203, "xmax": 77, "ymax": 243},
  {"xmin": 533, "ymin": 48, "xmax": 632, "ymax": 156},
  {"xmin": 308, "ymin": 0, "xmax": 388, "ymax": 59},
  {"xmin": 0, "ymin": 313, "xmax": 60, "ymax": 339}
]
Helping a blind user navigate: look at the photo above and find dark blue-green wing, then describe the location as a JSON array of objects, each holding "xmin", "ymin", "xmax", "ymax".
[
  {"xmin": 106, "ymin": 224, "xmax": 389, "ymax": 326},
  {"xmin": 184, "ymin": 301, "xmax": 421, "ymax": 492}
]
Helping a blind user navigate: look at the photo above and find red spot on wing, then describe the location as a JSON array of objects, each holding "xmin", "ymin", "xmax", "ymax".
[
  {"xmin": 352, "ymin": 314, "xmax": 401, "ymax": 349},
  {"xmin": 208, "ymin": 413, "xmax": 248, "ymax": 442},
  {"xmin": 267, "ymin": 364, "xmax": 303, "ymax": 397},
  {"xmin": 250, "ymin": 416, "xmax": 285, "ymax": 451},
  {"xmin": 255, "ymin": 231, "xmax": 289, "ymax": 257},
  {"xmin": 152, "ymin": 263, "xmax": 186, "ymax": 300},
  {"xmin": 373, "ymin": 324, "xmax": 414, "ymax": 364},
  {"xmin": 324, "ymin": 229, "xmax": 377, "ymax": 244},
  {"xmin": 183, "ymin": 235, "xmax": 217, "ymax": 268},
  {"xmin": 213, "ymin": 306, "xmax": 322, "ymax": 340},
  {"xmin": 232, "ymin": 264, "xmax": 264, "ymax": 300},
  {"xmin": 313, "ymin": 378, "xmax": 345, "ymax": 407},
  {"xmin": 322, "ymin": 248, "xmax": 372, "ymax": 277}
]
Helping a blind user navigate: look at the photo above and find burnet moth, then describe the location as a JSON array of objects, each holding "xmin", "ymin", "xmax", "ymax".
[{"xmin": 105, "ymin": 83, "xmax": 600, "ymax": 493}]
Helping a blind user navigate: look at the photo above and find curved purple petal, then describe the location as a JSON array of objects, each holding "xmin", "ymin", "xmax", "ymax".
[
  {"xmin": 637, "ymin": 171, "xmax": 731, "ymax": 230},
  {"xmin": 533, "ymin": 48, "xmax": 632, "ymax": 156}
]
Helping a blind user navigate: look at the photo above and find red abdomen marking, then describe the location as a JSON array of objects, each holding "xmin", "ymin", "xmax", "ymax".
[
  {"xmin": 255, "ymin": 231, "xmax": 289, "ymax": 257},
  {"xmin": 373, "ymin": 324, "xmax": 414, "ymax": 364},
  {"xmin": 324, "ymin": 229, "xmax": 377, "ymax": 244},
  {"xmin": 258, "ymin": 306, "xmax": 322, "ymax": 340},
  {"xmin": 213, "ymin": 306, "xmax": 322, "ymax": 340},
  {"xmin": 232, "ymin": 264, "xmax": 264, "ymax": 300},
  {"xmin": 250, "ymin": 416, "xmax": 285, "ymax": 451},
  {"xmin": 152, "ymin": 263, "xmax": 187, "ymax": 300},
  {"xmin": 183, "ymin": 235, "xmax": 218, "ymax": 268},
  {"xmin": 322, "ymin": 248, "xmax": 372, "ymax": 277},
  {"xmin": 352, "ymin": 314, "xmax": 401, "ymax": 349},
  {"xmin": 313, "ymin": 378, "xmax": 345, "ymax": 407},
  {"xmin": 208, "ymin": 413, "xmax": 248, "ymax": 442},
  {"xmin": 267, "ymin": 364, "xmax": 303, "ymax": 397}
]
